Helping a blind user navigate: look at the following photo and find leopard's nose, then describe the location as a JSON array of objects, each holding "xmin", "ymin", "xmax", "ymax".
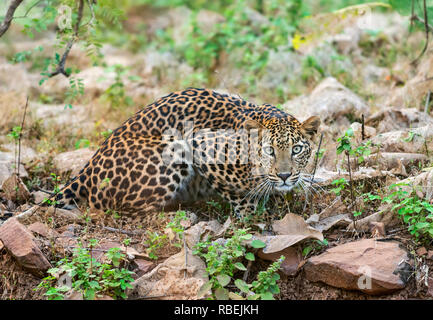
[{"xmin": 277, "ymin": 172, "xmax": 292, "ymax": 182}]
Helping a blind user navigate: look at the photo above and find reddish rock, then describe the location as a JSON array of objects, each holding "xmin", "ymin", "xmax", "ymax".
[
  {"xmin": 0, "ymin": 239, "xmax": 4, "ymax": 251},
  {"xmin": 2, "ymin": 175, "xmax": 30, "ymax": 203},
  {"xmin": 304, "ymin": 238, "xmax": 411, "ymax": 295},
  {"xmin": 258, "ymin": 246, "xmax": 302, "ymax": 276},
  {"xmin": 133, "ymin": 259, "xmax": 156, "ymax": 277},
  {"xmin": 369, "ymin": 222, "xmax": 386, "ymax": 237},
  {"xmin": 0, "ymin": 218, "xmax": 51, "ymax": 276},
  {"xmin": 427, "ymin": 250, "xmax": 433, "ymax": 260},
  {"xmin": 416, "ymin": 247, "xmax": 427, "ymax": 256},
  {"xmin": 28, "ymin": 222, "xmax": 59, "ymax": 238}
]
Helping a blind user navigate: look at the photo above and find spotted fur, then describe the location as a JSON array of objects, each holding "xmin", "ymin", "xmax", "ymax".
[{"xmin": 55, "ymin": 88, "xmax": 320, "ymax": 221}]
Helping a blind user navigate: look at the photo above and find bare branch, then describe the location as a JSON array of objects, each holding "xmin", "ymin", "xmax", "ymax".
[
  {"xmin": 49, "ymin": 0, "xmax": 85, "ymax": 78},
  {"xmin": 411, "ymin": 0, "xmax": 431, "ymax": 65},
  {"xmin": 0, "ymin": 0, "xmax": 24, "ymax": 38}
]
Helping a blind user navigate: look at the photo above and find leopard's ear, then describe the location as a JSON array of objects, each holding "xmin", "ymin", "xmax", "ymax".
[
  {"xmin": 244, "ymin": 119, "xmax": 264, "ymax": 131},
  {"xmin": 300, "ymin": 116, "xmax": 321, "ymax": 139}
]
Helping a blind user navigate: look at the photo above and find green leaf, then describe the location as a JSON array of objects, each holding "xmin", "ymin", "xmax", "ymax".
[
  {"xmin": 234, "ymin": 279, "xmax": 250, "ymax": 294},
  {"xmin": 234, "ymin": 262, "xmax": 247, "ymax": 271},
  {"xmin": 197, "ymin": 281, "xmax": 212, "ymax": 298},
  {"xmin": 214, "ymin": 287, "xmax": 229, "ymax": 300},
  {"xmin": 245, "ymin": 252, "xmax": 255, "ymax": 261},
  {"xmin": 228, "ymin": 292, "xmax": 245, "ymax": 300},
  {"xmin": 251, "ymin": 240, "xmax": 266, "ymax": 248},
  {"xmin": 260, "ymin": 291, "xmax": 274, "ymax": 300},
  {"xmin": 216, "ymin": 274, "xmax": 231, "ymax": 287}
]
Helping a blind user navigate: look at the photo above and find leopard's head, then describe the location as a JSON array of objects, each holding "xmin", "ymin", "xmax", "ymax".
[{"xmin": 245, "ymin": 115, "xmax": 321, "ymax": 193}]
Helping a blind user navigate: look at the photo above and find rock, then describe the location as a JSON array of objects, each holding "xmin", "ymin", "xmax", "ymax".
[
  {"xmin": 363, "ymin": 153, "xmax": 427, "ymax": 172},
  {"xmin": 132, "ymin": 259, "xmax": 156, "ymax": 278},
  {"xmin": 367, "ymin": 108, "xmax": 433, "ymax": 134},
  {"xmin": 350, "ymin": 122, "xmax": 376, "ymax": 144},
  {"xmin": 32, "ymin": 102, "xmax": 91, "ymax": 129},
  {"xmin": 0, "ymin": 143, "xmax": 36, "ymax": 188},
  {"xmin": 329, "ymin": 26, "xmax": 362, "ymax": 55},
  {"xmin": 304, "ymin": 238, "xmax": 411, "ymax": 295},
  {"xmin": 53, "ymin": 148, "xmax": 94, "ymax": 177},
  {"xmin": 0, "ymin": 218, "xmax": 51, "ymax": 276},
  {"xmin": 0, "ymin": 60, "xmax": 32, "ymax": 94},
  {"xmin": 387, "ymin": 48, "xmax": 433, "ymax": 109},
  {"xmin": 398, "ymin": 170, "xmax": 433, "ymax": 201},
  {"xmin": 47, "ymin": 206, "xmax": 82, "ymax": 223},
  {"xmin": 28, "ymin": 222, "xmax": 59, "ymax": 238},
  {"xmin": 427, "ymin": 250, "xmax": 433, "ymax": 260},
  {"xmin": 371, "ymin": 125, "xmax": 433, "ymax": 154},
  {"xmin": 306, "ymin": 197, "xmax": 351, "ymax": 232},
  {"xmin": 129, "ymin": 249, "xmax": 208, "ymax": 300},
  {"xmin": 0, "ymin": 143, "xmax": 38, "ymax": 163},
  {"xmin": 32, "ymin": 191, "xmax": 49, "ymax": 204},
  {"xmin": 184, "ymin": 219, "xmax": 229, "ymax": 249},
  {"xmin": 369, "ymin": 222, "xmax": 386, "ymax": 237},
  {"xmin": 0, "ymin": 239, "xmax": 4, "ymax": 251},
  {"xmin": 257, "ymin": 50, "xmax": 303, "ymax": 92},
  {"xmin": 416, "ymin": 247, "xmax": 427, "ymax": 256},
  {"xmin": 258, "ymin": 246, "xmax": 302, "ymax": 276},
  {"xmin": 1, "ymin": 174, "xmax": 30, "ymax": 203},
  {"xmin": 284, "ymin": 77, "xmax": 370, "ymax": 124}
]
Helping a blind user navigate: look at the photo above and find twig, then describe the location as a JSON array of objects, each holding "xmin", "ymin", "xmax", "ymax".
[
  {"xmin": 12, "ymin": 0, "xmax": 44, "ymax": 19},
  {"xmin": 17, "ymin": 97, "xmax": 29, "ymax": 178},
  {"xmin": 184, "ymin": 236, "xmax": 188, "ymax": 279},
  {"xmin": 309, "ymin": 133, "xmax": 323, "ymax": 215},
  {"xmin": 49, "ymin": 0, "xmax": 84, "ymax": 78},
  {"xmin": 361, "ymin": 114, "xmax": 365, "ymax": 141},
  {"xmin": 424, "ymin": 90, "xmax": 431, "ymax": 114},
  {"xmin": 243, "ymin": 260, "xmax": 253, "ymax": 282},
  {"xmin": 0, "ymin": 0, "xmax": 24, "ymax": 38},
  {"xmin": 411, "ymin": 0, "xmax": 430, "ymax": 65},
  {"xmin": 346, "ymin": 151, "xmax": 357, "ymax": 231},
  {"xmin": 310, "ymin": 133, "xmax": 324, "ymax": 185}
]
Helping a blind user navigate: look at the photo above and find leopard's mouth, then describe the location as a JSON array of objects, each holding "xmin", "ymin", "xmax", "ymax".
[{"xmin": 273, "ymin": 176, "xmax": 300, "ymax": 193}]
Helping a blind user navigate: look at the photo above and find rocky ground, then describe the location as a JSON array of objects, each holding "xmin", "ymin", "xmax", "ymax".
[{"xmin": 1, "ymin": 7, "xmax": 433, "ymax": 300}]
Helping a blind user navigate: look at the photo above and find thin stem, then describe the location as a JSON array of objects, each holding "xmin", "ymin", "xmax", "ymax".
[{"xmin": 0, "ymin": 0, "xmax": 24, "ymax": 38}]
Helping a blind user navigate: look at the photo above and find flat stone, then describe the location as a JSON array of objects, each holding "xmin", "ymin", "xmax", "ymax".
[
  {"xmin": 53, "ymin": 148, "xmax": 94, "ymax": 177},
  {"xmin": 28, "ymin": 222, "xmax": 59, "ymax": 238},
  {"xmin": 258, "ymin": 246, "xmax": 302, "ymax": 276},
  {"xmin": 133, "ymin": 259, "xmax": 156, "ymax": 277},
  {"xmin": 0, "ymin": 218, "xmax": 51, "ymax": 277},
  {"xmin": 304, "ymin": 238, "xmax": 411, "ymax": 295}
]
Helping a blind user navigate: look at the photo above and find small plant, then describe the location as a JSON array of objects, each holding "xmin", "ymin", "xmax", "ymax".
[
  {"xmin": 42, "ymin": 173, "xmax": 62, "ymax": 206},
  {"xmin": 336, "ymin": 127, "xmax": 354, "ymax": 155},
  {"xmin": 143, "ymin": 231, "xmax": 167, "ymax": 260},
  {"xmin": 165, "ymin": 210, "xmax": 189, "ymax": 248},
  {"xmin": 101, "ymin": 64, "xmax": 135, "ymax": 108},
  {"xmin": 383, "ymin": 183, "xmax": 433, "ymax": 242},
  {"xmin": 302, "ymin": 239, "xmax": 328, "ymax": 257},
  {"xmin": 402, "ymin": 131, "xmax": 421, "ymax": 143},
  {"xmin": 353, "ymin": 140, "xmax": 373, "ymax": 164},
  {"xmin": 194, "ymin": 228, "xmax": 281, "ymax": 300},
  {"xmin": 330, "ymin": 178, "xmax": 348, "ymax": 196},
  {"xmin": 36, "ymin": 241, "xmax": 134, "ymax": 300},
  {"xmin": 75, "ymin": 138, "xmax": 90, "ymax": 149}
]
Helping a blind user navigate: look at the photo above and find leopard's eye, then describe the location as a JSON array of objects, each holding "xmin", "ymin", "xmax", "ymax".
[
  {"xmin": 292, "ymin": 145, "xmax": 303, "ymax": 154},
  {"xmin": 263, "ymin": 145, "xmax": 274, "ymax": 156}
]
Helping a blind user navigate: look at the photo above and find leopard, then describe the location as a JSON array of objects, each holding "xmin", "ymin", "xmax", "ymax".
[{"xmin": 54, "ymin": 88, "xmax": 320, "ymax": 224}]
